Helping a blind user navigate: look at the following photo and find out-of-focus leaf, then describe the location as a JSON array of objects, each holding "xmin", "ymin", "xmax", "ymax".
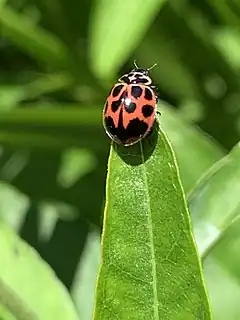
[
  {"xmin": 208, "ymin": 2, "xmax": 240, "ymax": 26},
  {"xmin": 0, "ymin": 6, "xmax": 70, "ymax": 68},
  {"xmin": 213, "ymin": 28, "xmax": 240, "ymax": 70},
  {"xmin": 0, "ymin": 304, "xmax": 15, "ymax": 320},
  {"xmin": 137, "ymin": 2, "xmax": 240, "ymax": 148},
  {"xmin": 136, "ymin": 34, "xmax": 200, "ymax": 101},
  {"xmin": 160, "ymin": 103, "xmax": 225, "ymax": 193},
  {"xmin": 188, "ymin": 140, "xmax": 240, "ymax": 317},
  {"xmin": 0, "ymin": 107, "xmax": 105, "ymax": 152},
  {"xmin": 208, "ymin": 216, "xmax": 240, "ymax": 284},
  {"xmin": 196, "ymin": 212, "xmax": 240, "ymax": 319},
  {"xmin": 38, "ymin": 201, "xmax": 78, "ymax": 223},
  {"xmin": 0, "ymin": 73, "xmax": 73, "ymax": 106},
  {"xmin": 93, "ymin": 120, "xmax": 211, "ymax": 319},
  {"xmin": 37, "ymin": 201, "xmax": 59, "ymax": 242},
  {"xmin": 4, "ymin": 148, "xmax": 105, "ymax": 227},
  {"xmin": 0, "ymin": 221, "xmax": 79, "ymax": 320},
  {"xmin": 0, "ymin": 131, "xmax": 105, "ymax": 152},
  {"xmin": 24, "ymin": 73, "xmax": 74, "ymax": 100},
  {"xmin": 188, "ymin": 142, "xmax": 240, "ymax": 257},
  {"xmin": 71, "ymin": 227, "xmax": 101, "ymax": 320},
  {"xmin": 204, "ymin": 257, "xmax": 240, "ymax": 320},
  {"xmin": 0, "ymin": 182, "xmax": 29, "ymax": 231},
  {"xmin": 0, "ymin": 86, "xmax": 26, "ymax": 110},
  {"xmin": 0, "ymin": 107, "xmax": 99, "ymax": 126},
  {"xmin": 57, "ymin": 148, "xmax": 97, "ymax": 188},
  {"xmin": 89, "ymin": 0, "xmax": 167, "ymax": 80}
]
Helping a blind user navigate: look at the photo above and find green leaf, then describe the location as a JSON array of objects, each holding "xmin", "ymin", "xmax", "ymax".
[
  {"xmin": 188, "ymin": 141, "xmax": 240, "ymax": 318},
  {"xmin": 160, "ymin": 103, "xmax": 225, "ymax": 193},
  {"xmin": 0, "ymin": 86, "xmax": 26, "ymax": 110},
  {"xmin": 187, "ymin": 140, "xmax": 240, "ymax": 317},
  {"xmin": 0, "ymin": 182, "xmax": 29, "ymax": 231},
  {"xmin": 135, "ymin": 35, "xmax": 200, "ymax": 101},
  {"xmin": 57, "ymin": 148, "xmax": 97, "ymax": 188},
  {"xmin": 213, "ymin": 28, "xmax": 240, "ymax": 70},
  {"xmin": 204, "ymin": 257, "xmax": 240, "ymax": 320},
  {"xmin": 0, "ymin": 221, "xmax": 79, "ymax": 320},
  {"xmin": 89, "ymin": 0, "xmax": 167, "ymax": 80},
  {"xmin": 0, "ymin": 107, "xmax": 105, "ymax": 152},
  {"xmin": 0, "ymin": 6, "xmax": 70, "ymax": 68},
  {"xmin": 71, "ymin": 227, "xmax": 101, "ymax": 320},
  {"xmin": 207, "ymin": 216, "xmax": 240, "ymax": 286},
  {"xmin": 93, "ymin": 122, "xmax": 212, "ymax": 319},
  {"xmin": 24, "ymin": 73, "xmax": 74, "ymax": 100},
  {"xmin": 188, "ymin": 142, "xmax": 240, "ymax": 258},
  {"xmin": 209, "ymin": 2, "xmax": 240, "ymax": 26},
  {"xmin": 0, "ymin": 303, "xmax": 15, "ymax": 320}
]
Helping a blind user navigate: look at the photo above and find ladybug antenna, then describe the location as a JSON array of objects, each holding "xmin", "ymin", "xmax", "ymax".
[
  {"xmin": 147, "ymin": 63, "xmax": 158, "ymax": 71},
  {"xmin": 133, "ymin": 60, "xmax": 139, "ymax": 69}
]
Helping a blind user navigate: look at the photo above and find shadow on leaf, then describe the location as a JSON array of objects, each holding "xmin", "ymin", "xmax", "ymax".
[{"xmin": 113, "ymin": 121, "xmax": 159, "ymax": 166}]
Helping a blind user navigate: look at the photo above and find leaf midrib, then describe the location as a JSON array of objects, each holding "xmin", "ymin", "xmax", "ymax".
[{"xmin": 140, "ymin": 142, "xmax": 159, "ymax": 319}]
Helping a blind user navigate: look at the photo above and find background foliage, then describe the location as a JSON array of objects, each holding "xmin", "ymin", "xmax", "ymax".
[{"xmin": 0, "ymin": 0, "xmax": 240, "ymax": 319}]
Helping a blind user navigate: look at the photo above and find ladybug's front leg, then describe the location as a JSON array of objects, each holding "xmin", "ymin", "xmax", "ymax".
[{"xmin": 156, "ymin": 104, "xmax": 161, "ymax": 116}]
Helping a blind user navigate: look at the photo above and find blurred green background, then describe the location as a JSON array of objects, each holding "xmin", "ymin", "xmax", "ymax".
[{"xmin": 1, "ymin": 0, "xmax": 240, "ymax": 319}]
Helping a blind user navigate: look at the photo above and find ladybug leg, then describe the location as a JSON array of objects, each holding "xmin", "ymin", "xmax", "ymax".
[{"xmin": 156, "ymin": 104, "xmax": 161, "ymax": 116}]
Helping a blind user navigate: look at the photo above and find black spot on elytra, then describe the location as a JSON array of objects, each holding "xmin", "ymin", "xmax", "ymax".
[
  {"xmin": 142, "ymin": 104, "xmax": 154, "ymax": 118},
  {"xmin": 144, "ymin": 88, "xmax": 153, "ymax": 100},
  {"xmin": 114, "ymin": 121, "xmax": 159, "ymax": 166},
  {"xmin": 104, "ymin": 109, "xmax": 148, "ymax": 145},
  {"xmin": 111, "ymin": 100, "xmax": 121, "ymax": 112},
  {"xmin": 131, "ymin": 86, "xmax": 142, "ymax": 99},
  {"xmin": 125, "ymin": 102, "xmax": 136, "ymax": 113},
  {"xmin": 112, "ymin": 85, "xmax": 124, "ymax": 97},
  {"xmin": 111, "ymin": 90, "xmax": 127, "ymax": 112},
  {"xmin": 126, "ymin": 118, "xmax": 148, "ymax": 138}
]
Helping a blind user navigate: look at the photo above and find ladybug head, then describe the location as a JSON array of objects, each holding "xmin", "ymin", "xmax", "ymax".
[
  {"xmin": 133, "ymin": 61, "xmax": 157, "ymax": 75},
  {"xmin": 118, "ymin": 61, "xmax": 157, "ymax": 86}
]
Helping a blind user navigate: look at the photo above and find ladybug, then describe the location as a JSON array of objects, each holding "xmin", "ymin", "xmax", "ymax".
[{"xmin": 103, "ymin": 61, "xmax": 159, "ymax": 146}]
